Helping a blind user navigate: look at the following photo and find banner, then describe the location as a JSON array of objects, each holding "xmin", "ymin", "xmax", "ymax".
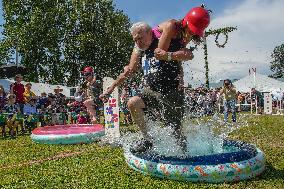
[{"xmin": 103, "ymin": 77, "xmax": 120, "ymax": 142}]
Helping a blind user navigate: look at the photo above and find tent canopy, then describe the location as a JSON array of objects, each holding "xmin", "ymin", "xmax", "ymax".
[
  {"xmin": 233, "ymin": 73, "xmax": 284, "ymax": 93},
  {"xmin": 0, "ymin": 79, "xmax": 72, "ymax": 97}
]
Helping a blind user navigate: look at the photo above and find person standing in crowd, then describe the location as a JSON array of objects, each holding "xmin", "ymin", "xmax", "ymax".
[
  {"xmin": 10, "ymin": 74, "xmax": 25, "ymax": 113},
  {"xmin": 82, "ymin": 66, "xmax": 103, "ymax": 124},
  {"xmin": 23, "ymin": 82, "xmax": 36, "ymax": 103},
  {"xmin": 219, "ymin": 79, "xmax": 237, "ymax": 123},
  {"xmin": 100, "ymin": 5, "xmax": 210, "ymax": 153},
  {"xmin": 37, "ymin": 92, "xmax": 48, "ymax": 111},
  {"xmin": 2, "ymin": 94, "xmax": 21, "ymax": 136},
  {"xmin": 0, "ymin": 85, "xmax": 7, "ymax": 112},
  {"xmin": 53, "ymin": 86, "xmax": 66, "ymax": 113},
  {"xmin": 251, "ymin": 88, "xmax": 264, "ymax": 114},
  {"xmin": 23, "ymin": 96, "xmax": 38, "ymax": 115}
]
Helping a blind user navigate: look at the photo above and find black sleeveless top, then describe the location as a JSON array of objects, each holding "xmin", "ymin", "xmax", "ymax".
[{"xmin": 141, "ymin": 30, "xmax": 185, "ymax": 94}]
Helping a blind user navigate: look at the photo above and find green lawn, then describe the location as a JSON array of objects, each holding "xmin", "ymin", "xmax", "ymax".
[{"xmin": 0, "ymin": 115, "xmax": 283, "ymax": 189}]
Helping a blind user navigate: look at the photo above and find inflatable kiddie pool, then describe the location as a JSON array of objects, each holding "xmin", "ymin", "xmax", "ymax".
[
  {"xmin": 31, "ymin": 124, "xmax": 105, "ymax": 144},
  {"xmin": 124, "ymin": 140, "xmax": 265, "ymax": 183}
]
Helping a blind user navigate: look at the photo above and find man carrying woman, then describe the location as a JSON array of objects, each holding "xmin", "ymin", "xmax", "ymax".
[{"xmin": 101, "ymin": 5, "xmax": 210, "ymax": 153}]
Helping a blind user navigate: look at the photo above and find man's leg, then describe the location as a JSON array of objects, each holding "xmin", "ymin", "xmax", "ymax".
[
  {"xmin": 162, "ymin": 91, "xmax": 187, "ymax": 151},
  {"xmin": 84, "ymin": 99, "xmax": 97, "ymax": 123},
  {"xmin": 127, "ymin": 96, "xmax": 147, "ymax": 137},
  {"xmin": 127, "ymin": 95, "xmax": 154, "ymax": 153}
]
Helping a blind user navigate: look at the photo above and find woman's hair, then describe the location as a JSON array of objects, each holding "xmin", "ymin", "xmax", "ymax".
[
  {"xmin": 191, "ymin": 35, "xmax": 203, "ymax": 44},
  {"xmin": 130, "ymin": 22, "xmax": 151, "ymax": 34},
  {"xmin": 180, "ymin": 21, "xmax": 203, "ymax": 45}
]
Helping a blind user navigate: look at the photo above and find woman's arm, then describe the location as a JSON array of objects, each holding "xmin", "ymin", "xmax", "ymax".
[
  {"xmin": 155, "ymin": 48, "xmax": 193, "ymax": 61},
  {"xmin": 157, "ymin": 20, "xmax": 177, "ymax": 51},
  {"xmin": 155, "ymin": 20, "xmax": 193, "ymax": 61}
]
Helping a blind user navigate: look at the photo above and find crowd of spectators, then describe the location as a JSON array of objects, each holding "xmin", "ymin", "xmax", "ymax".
[
  {"xmin": 0, "ymin": 74, "xmax": 89, "ymax": 138},
  {"xmin": 184, "ymin": 84, "xmax": 284, "ymax": 118},
  {"xmin": 0, "ymin": 74, "xmax": 283, "ymax": 138}
]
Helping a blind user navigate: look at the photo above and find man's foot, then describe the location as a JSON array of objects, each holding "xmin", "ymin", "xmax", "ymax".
[{"xmin": 130, "ymin": 138, "xmax": 153, "ymax": 154}]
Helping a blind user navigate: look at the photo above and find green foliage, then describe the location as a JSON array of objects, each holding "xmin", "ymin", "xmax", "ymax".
[
  {"xmin": 203, "ymin": 27, "xmax": 237, "ymax": 88},
  {"xmin": 0, "ymin": 115, "xmax": 283, "ymax": 188},
  {"xmin": 0, "ymin": 0, "xmax": 133, "ymax": 86},
  {"xmin": 270, "ymin": 43, "xmax": 284, "ymax": 79}
]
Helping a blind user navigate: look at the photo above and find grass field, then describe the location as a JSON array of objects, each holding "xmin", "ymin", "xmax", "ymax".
[{"xmin": 0, "ymin": 115, "xmax": 283, "ymax": 189}]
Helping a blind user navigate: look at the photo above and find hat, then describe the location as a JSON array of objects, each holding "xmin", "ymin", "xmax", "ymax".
[
  {"xmin": 15, "ymin": 74, "xmax": 23, "ymax": 79},
  {"xmin": 7, "ymin": 94, "xmax": 16, "ymax": 99},
  {"xmin": 25, "ymin": 82, "xmax": 32, "ymax": 87},
  {"xmin": 54, "ymin": 86, "xmax": 63, "ymax": 92}
]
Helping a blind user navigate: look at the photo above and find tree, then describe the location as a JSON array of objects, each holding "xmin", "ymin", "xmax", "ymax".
[
  {"xmin": 270, "ymin": 44, "xmax": 284, "ymax": 78},
  {"xmin": 0, "ymin": 0, "xmax": 133, "ymax": 86}
]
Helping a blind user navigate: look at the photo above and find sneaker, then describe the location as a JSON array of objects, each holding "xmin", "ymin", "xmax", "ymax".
[{"xmin": 130, "ymin": 138, "xmax": 153, "ymax": 154}]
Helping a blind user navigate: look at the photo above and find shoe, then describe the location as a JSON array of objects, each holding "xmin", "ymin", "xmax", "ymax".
[{"xmin": 130, "ymin": 138, "xmax": 153, "ymax": 154}]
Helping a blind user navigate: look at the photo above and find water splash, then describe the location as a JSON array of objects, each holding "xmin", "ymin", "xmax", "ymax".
[{"xmin": 122, "ymin": 105, "xmax": 250, "ymax": 157}]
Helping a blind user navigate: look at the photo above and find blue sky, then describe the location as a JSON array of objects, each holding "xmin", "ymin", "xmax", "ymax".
[
  {"xmin": 112, "ymin": 0, "xmax": 284, "ymax": 85},
  {"xmin": 113, "ymin": 0, "xmax": 242, "ymax": 26},
  {"xmin": 1, "ymin": 0, "xmax": 284, "ymax": 86},
  {"xmin": 114, "ymin": 0, "xmax": 226, "ymax": 25}
]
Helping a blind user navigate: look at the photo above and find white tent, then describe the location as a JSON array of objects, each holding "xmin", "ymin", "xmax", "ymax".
[
  {"xmin": 233, "ymin": 73, "xmax": 284, "ymax": 93},
  {"xmin": 0, "ymin": 79, "xmax": 72, "ymax": 97}
]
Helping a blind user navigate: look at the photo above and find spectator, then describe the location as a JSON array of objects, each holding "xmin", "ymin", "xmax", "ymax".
[
  {"xmin": 219, "ymin": 79, "xmax": 237, "ymax": 123},
  {"xmin": 81, "ymin": 66, "xmax": 103, "ymax": 124},
  {"xmin": 37, "ymin": 92, "xmax": 48, "ymax": 110},
  {"xmin": 237, "ymin": 91, "xmax": 244, "ymax": 112},
  {"xmin": 23, "ymin": 82, "xmax": 36, "ymax": 103},
  {"xmin": 3, "ymin": 94, "xmax": 21, "ymax": 114},
  {"xmin": 23, "ymin": 96, "xmax": 38, "ymax": 115},
  {"xmin": 0, "ymin": 85, "xmax": 7, "ymax": 112},
  {"xmin": 53, "ymin": 86, "xmax": 66, "ymax": 113},
  {"xmin": 251, "ymin": 88, "xmax": 264, "ymax": 114},
  {"xmin": 2, "ymin": 94, "xmax": 21, "ymax": 137},
  {"xmin": 120, "ymin": 86, "xmax": 132, "ymax": 124},
  {"xmin": 46, "ymin": 93, "xmax": 56, "ymax": 113},
  {"xmin": 10, "ymin": 74, "xmax": 25, "ymax": 113},
  {"xmin": 67, "ymin": 95, "xmax": 86, "ymax": 114}
]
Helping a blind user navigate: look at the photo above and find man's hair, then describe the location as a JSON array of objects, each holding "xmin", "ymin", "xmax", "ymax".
[
  {"xmin": 15, "ymin": 74, "xmax": 23, "ymax": 80},
  {"xmin": 130, "ymin": 22, "xmax": 151, "ymax": 34}
]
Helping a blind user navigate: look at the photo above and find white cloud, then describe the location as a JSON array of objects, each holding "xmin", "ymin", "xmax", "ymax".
[{"xmin": 184, "ymin": 0, "xmax": 284, "ymax": 87}]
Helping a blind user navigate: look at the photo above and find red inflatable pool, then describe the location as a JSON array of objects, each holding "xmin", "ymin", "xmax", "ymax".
[{"xmin": 31, "ymin": 124, "xmax": 105, "ymax": 144}]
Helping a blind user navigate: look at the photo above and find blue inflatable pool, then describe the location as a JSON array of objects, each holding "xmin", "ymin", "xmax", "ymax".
[{"xmin": 124, "ymin": 140, "xmax": 265, "ymax": 183}]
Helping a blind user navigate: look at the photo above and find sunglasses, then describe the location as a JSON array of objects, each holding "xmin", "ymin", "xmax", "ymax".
[{"xmin": 82, "ymin": 73, "xmax": 93, "ymax": 77}]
